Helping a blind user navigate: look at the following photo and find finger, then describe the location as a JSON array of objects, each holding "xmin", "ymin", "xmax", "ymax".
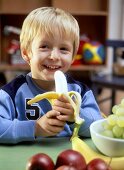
[
  {"xmin": 57, "ymin": 114, "xmax": 74, "ymax": 122},
  {"xmin": 57, "ymin": 114, "xmax": 69, "ymax": 121},
  {"xmin": 53, "ymin": 100, "xmax": 72, "ymax": 109},
  {"xmin": 52, "ymin": 105, "xmax": 73, "ymax": 115},
  {"xmin": 46, "ymin": 110, "xmax": 60, "ymax": 118},
  {"xmin": 58, "ymin": 94, "xmax": 69, "ymax": 102},
  {"xmin": 48, "ymin": 118, "xmax": 65, "ymax": 127},
  {"xmin": 41, "ymin": 120, "xmax": 63, "ymax": 136},
  {"xmin": 47, "ymin": 124, "xmax": 64, "ymax": 134}
]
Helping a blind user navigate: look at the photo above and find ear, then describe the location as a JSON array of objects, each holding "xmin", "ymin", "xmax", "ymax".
[{"xmin": 21, "ymin": 49, "xmax": 31, "ymax": 64}]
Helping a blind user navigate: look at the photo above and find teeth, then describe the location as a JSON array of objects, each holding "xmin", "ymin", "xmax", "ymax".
[{"xmin": 46, "ymin": 65, "xmax": 60, "ymax": 69}]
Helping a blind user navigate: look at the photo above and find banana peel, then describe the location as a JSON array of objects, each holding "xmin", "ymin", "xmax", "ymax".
[
  {"xmin": 28, "ymin": 91, "xmax": 124, "ymax": 170},
  {"xmin": 27, "ymin": 91, "xmax": 60, "ymax": 105},
  {"xmin": 27, "ymin": 91, "xmax": 84, "ymax": 125}
]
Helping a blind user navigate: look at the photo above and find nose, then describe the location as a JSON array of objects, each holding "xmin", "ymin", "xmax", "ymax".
[{"xmin": 49, "ymin": 48, "xmax": 60, "ymax": 60}]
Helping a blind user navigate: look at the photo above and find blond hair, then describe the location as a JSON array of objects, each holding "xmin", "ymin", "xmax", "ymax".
[{"xmin": 20, "ymin": 7, "xmax": 80, "ymax": 56}]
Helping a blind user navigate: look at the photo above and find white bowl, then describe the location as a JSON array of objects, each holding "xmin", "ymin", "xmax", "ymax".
[{"xmin": 90, "ymin": 119, "xmax": 124, "ymax": 157}]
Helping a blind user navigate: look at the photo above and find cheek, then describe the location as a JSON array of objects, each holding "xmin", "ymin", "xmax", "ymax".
[
  {"xmin": 30, "ymin": 57, "xmax": 40, "ymax": 68},
  {"xmin": 30, "ymin": 52, "xmax": 43, "ymax": 61},
  {"xmin": 62, "ymin": 55, "xmax": 73, "ymax": 64}
]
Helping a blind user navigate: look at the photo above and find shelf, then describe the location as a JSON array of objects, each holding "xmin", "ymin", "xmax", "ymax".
[
  {"xmin": 0, "ymin": 0, "xmax": 51, "ymax": 14},
  {"xmin": 70, "ymin": 65, "xmax": 105, "ymax": 71},
  {"xmin": 0, "ymin": 64, "xmax": 30, "ymax": 71},
  {"xmin": 0, "ymin": 0, "xmax": 109, "ymax": 73},
  {"xmin": 52, "ymin": 0, "xmax": 109, "ymax": 14},
  {"xmin": 71, "ymin": 11, "xmax": 108, "ymax": 16}
]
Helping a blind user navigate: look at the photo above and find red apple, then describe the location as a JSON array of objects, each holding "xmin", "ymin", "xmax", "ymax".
[
  {"xmin": 86, "ymin": 158, "xmax": 112, "ymax": 170},
  {"xmin": 26, "ymin": 153, "xmax": 55, "ymax": 170},
  {"xmin": 56, "ymin": 165, "xmax": 77, "ymax": 170},
  {"xmin": 55, "ymin": 149, "xmax": 87, "ymax": 170}
]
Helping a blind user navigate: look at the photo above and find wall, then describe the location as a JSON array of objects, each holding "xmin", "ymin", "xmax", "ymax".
[
  {"xmin": 122, "ymin": 0, "xmax": 124, "ymax": 39},
  {"xmin": 108, "ymin": 0, "xmax": 123, "ymax": 39},
  {"xmin": 106, "ymin": 0, "xmax": 124, "ymax": 73}
]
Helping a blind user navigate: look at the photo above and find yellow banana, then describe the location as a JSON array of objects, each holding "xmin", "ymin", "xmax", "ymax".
[
  {"xmin": 27, "ymin": 91, "xmax": 60, "ymax": 105},
  {"xmin": 72, "ymin": 136, "xmax": 124, "ymax": 170},
  {"xmin": 27, "ymin": 70, "xmax": 84, "ymax": 126},
  {"xmin": 27, "ymin": 90, "xmax": 84, "ymax": 126}
]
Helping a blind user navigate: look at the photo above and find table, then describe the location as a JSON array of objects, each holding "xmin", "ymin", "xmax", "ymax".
[
  {"xmin": 0, "ymin": 137, "xmax": 94, "ymax": 170},
  {"xmin": 91, "ymin": 74, "xmax": 124, "ymax": 113}
]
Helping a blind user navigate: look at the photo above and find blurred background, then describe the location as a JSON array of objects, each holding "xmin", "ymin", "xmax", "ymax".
[{"xmin": 0, "ymin": 0, "xmax": 124, "ymax": 115}]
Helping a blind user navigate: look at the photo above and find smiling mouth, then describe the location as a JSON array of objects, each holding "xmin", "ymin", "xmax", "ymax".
[{"xmin": 43, "ymin": 65, "xmax": 61, "ymax": 70}]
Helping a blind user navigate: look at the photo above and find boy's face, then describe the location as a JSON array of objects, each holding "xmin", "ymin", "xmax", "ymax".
[{"xmin": 26, "ymin": 32, "xmax": 74, "ymax": 81}]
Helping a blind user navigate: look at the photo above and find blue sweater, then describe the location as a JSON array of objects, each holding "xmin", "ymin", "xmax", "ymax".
[{"xmin": 0, "ymin": 73, "xmax": 102, "ymax": 143}]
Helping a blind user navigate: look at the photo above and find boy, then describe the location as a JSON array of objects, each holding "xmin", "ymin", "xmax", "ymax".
[{"xmin": 0, "ymin": 7, "xmax": 102, "ymax": 144}]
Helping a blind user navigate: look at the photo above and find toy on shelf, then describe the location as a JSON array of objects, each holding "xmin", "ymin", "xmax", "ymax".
[
  {"xmin": 7, "ymin": 39, "xmax": 26, "ymax": 65},
  {"xmin": 4, "ymin": 25, "xmax": 21, "ymax": 36},
  {"xmin": 4, "ymin": 25, "xmax": 26, "ymax": 65},
  {"xmin": 82, "ymin": 41, "xmax": 105, "ymax": 65},
  {"xmin": 72, "ymin": 34, "xmax": 105, "ymax": 66},
  {"xmin": 72, "ymin": 34, "xmax": 90, "ymax": 66}
]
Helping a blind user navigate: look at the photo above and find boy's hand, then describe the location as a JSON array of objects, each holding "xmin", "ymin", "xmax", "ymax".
[
  {"xmin": 52, "ymin": 94, "xmax": 75, "ymax": 123},
  {"xmin": 35, "ymin": 94, "xmax": 74, "ymax": 137},
  {"xmin": 35, "ymin": 110, "xmax": 66, "ymax": 137}
]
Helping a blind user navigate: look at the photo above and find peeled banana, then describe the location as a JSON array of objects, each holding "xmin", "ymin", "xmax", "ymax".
[{"xmin": 28, "ymin": 71, "xmax": 84, "ymax": 126}]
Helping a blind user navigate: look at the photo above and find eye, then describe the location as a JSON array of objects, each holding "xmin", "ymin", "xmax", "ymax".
[
  {"xmin": 40, "ymin": 45, "xmax": 49, "ymax": 49},
  {"xmin": 60, "ymin": 47, "xmax": 68, "ymax": 51},
  {"xmin": 60, "ymin": 46, "xmax": 72, "ymax": 54}
]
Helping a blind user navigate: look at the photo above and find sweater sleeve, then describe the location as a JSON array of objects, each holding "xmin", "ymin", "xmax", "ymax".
[
  {"xmin": 0, "ymin": 90, "xmax": 36, "ymax": 144},
  {"xmin": 78, "ymin": 90, "xmax": 103, "ymax": 137}
]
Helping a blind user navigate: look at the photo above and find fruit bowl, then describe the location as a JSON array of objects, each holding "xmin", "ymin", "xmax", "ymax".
[{"xmin": 90, "ymin": 119, "xmax": 124, "ymax": 157}]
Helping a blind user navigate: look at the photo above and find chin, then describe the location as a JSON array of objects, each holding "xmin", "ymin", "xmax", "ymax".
[
  {"xmin": 44, "ymin": 75, "xmax": 54, "ymax": 81},
  {"xmin": 43, "ymin": 70, "xmax": 56, "ymax": 80}
]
